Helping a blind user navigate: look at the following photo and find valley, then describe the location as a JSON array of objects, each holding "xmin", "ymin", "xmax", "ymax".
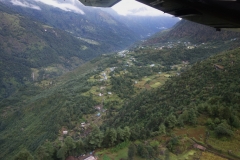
[
  {"xmin": 0, "ymin": 1, "xmax": 178, "ymax": 101},
  {"xmin": 2, "ymin": 34, "xmax": 240, "ymax": 160},
  {"xmin": 1, "ymin": 1, "xmax": 240, "ymax": 160}
]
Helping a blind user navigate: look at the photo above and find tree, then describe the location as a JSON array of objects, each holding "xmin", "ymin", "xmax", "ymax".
[
  {"xmin": 87, "ymin": 126, "xmax": 104, "ymax": 149},
  {"xmin": 36, "ymin": 146, "xmax": 51, "ymax": 160},
  {"xmin": 57, "ymin": 144, "xmax": 67, "ymax": 160},
  {"xmin": 167, "ymin": 136, "xmax": 179, "ymax": 152},
  {"xmin": 159, "ymin": 123, "xmax": 166, "ymax": 135},
  {"xmin": 74, "ymin": 139, "xmax": 85, "ymax": 155},
  {"xmin": 103, "ymin": 128, "xmax": 117, "ymax": 147},
  {"xmin": 165, "ymin": 114, "xmax": 177, "ymax": 128},
  {"xmin": 215, "ymin": 122, "xmax": 233, "ymax": 137},
  {"xmin": 146, "ymin": 145, "xmax": 156, "ymax": 158},
  {"xmin": 206, "ymin": 118, "xmax": 215, "ymax": 130},
  {"xmin": 137, "ymin": 143, "xmax": 149, "ymax": 158},
  {"xmin": 128, "ymin": 143, "xmax": 136, "ymax": 160},
  {"xmin": 108, "ymin": 128, "xmax": 117, "ymax": 146},
  {"xmin": 37, "ymin": 141, "xmax": 55, "ymax": 160},
  {"xmin": 116, "ymin": 127, "xmax": 124, "ymax": 143},
  {"xmin": 65, "ymin": 136, "xmax": 76, "ymax": 156},
  {"xmin": 131, "ymin": 125, "xmax": 141, "ymax": 140},
  {"xmin": 230, "ymin": 115, "xmax": 240, "ymax": 128},
  {"xmin": 188, "ymin": 108, "xmax": 197, "ymax": 125},
  {"xmin": 123, "ymin": 126, "xmax": 131, "ymax": 141},
  {"xmin": 14, "ymin": 149, "xmax": 34, "ymax": 160}
]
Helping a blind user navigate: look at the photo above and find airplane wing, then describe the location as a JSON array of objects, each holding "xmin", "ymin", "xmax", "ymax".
[
  {"xmin": 78, "ymin": 0, "xmax": 240, "ymax": 31},
  {"xmin": 136, "ymin": 0, "xmax": 240, "ymax": 31},
  {"xmin": 78, "ymin": 0, "xmax": 121, "ymax": 7}
]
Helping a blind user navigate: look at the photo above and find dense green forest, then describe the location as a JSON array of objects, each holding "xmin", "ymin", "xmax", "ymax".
[
  {"xmin": 1, "ymin": 8, "xmax": 240, "ymax": 159},
  {"xmin": 106, "ymin": 48, "xmax": 240, "ymax": 131},
  {"xmin": 1, "ymin": 35, "xmax": 240, "ymax": 159}
]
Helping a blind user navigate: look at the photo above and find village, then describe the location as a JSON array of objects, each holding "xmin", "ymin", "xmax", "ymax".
[
  {"xmin": 55, "ymin": 48, "xmax": 193, "ymax": 160},
  {"xmin": 137, "ymin": 37, "xmax": 239, "ymax": 51},
  {"xmin": 48, "ymin": 41, "xmax": 240, "ymax": 160}
]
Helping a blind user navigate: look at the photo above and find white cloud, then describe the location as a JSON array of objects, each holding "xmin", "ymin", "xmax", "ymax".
[
  {"xmin": 8, "ymin": 0, "xmax": 169, "ymax": 17},
  {"xmin": 34, "ymin": 0, "xmax": 85, "ymax": 14},
  {"xmin": 10, "ymin": 0, "xmax": 41, "ymax": 10},
  {"xmin": 112, "ymin": 0, "xmax": 170, "ymax": 16}
]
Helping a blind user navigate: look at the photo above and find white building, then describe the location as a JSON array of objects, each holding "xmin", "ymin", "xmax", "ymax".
[
  {"xmin": 84, "ymin": 156, "xmax": 97, "ymax": 160},
  {"xmin": 81, "ymin": 122, "xmax": 86, "ymax": 127},
  {"xmin": 150, "ymin": 64, "xmax": 155, "ymax": 67}
]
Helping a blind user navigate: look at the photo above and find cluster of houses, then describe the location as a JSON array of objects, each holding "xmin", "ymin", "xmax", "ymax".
[
  {"xmin": 98, "ymin": 91, "xmax": 112, "ymax": 97},
  {"xmin": 150, "ymin": 41, "xmax": 199, "ymax": 50},
  {"xmin": 110, "ymin": 67, "xmax": 116, "ymax": 72},
  {"xmin": 118, "ymin": 50, "xmax": 129, "ymax": 57},
  {"xmin": 99, "ymin": 72, "xmax": 108, "ymax": 81}
]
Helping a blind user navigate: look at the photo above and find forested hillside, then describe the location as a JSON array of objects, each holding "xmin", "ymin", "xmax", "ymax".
[
  {"xmin": 144, "ymin": 20, "xmax": 240, "ymax": 45},
  {"xmin": 1, "ymin": 32, "xmax": 240, "ymax": 159},
  {"xmin": 1, "ymin": 2, "xmax": 240, "ymax": 159},
  {"xmin": 0, "ymin": 3, "xmax": 113, "ymax": 99},
  {"xmin": 107, "ymin": 48, "xmax": 240, "ymax": 131}
]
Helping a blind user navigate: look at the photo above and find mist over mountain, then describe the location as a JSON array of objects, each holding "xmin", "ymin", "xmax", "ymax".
[
  {"xmin": 1, "ymin": 0, "xmax": 179, "ymax": 42},
  {"xmin": 0, "ymin": 0, "xmax": 178, "ymax": 99},
  {"xmin": 1, "ymin": 0, "xmax": 137, "ymax": 51},
  {"xmin": 103, "ymin": 7, "xmax": 179, "ymax": 39}
]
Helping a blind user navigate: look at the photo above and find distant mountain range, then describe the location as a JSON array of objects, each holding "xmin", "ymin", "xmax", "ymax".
[
  {"xmin": 103, "ymin": 8, "xmax": 178, "ymax": 39},
  {"xmin": 0, "ymin": 1, "xmax": 179, "ymax": 99},
  {"xmin": 1, "ymin": 0, "xmax": 179, "ymax": 47},
  {"xmin": 0, "ymin": 3, "xmax": 104, "ymax": 98}
]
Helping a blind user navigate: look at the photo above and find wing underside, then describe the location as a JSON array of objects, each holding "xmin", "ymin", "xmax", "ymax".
[
  {"xmin": 136, "ymin": 0, "xmax": 240, "ymax": 30},
  {"xmin": 78, "ymin": 0, "xmax": 121, "ymax": 7},
  {"xmin": 78, "ymin": 0, "xmax": 240, "ymax": 30}
]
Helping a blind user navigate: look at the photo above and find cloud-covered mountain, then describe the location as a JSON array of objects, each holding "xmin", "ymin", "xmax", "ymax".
[
  {"xmin": 0, "ymin": 0, "xmax": 179, "ymax": 99},
  {"xmin": 2, "ymin": 0, "xmax": 179, "ymax": 40},
  {"xmin": 10, "ymin": 0, "xmax": 41, "ymax": 10},
  {"xmin": 8, "ymin": 0, "xmax": 85, "ymax": 14},
  {"xmin": 8, "ymin": 0, "xmax": 168, "ymax": 17}
]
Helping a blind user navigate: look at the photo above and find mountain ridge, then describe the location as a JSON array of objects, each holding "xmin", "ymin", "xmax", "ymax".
[
  {"xmin": 2, "ymin": 0, "xmax": 179, "ymax": 42},
  {"xmin": 144, "ymin": 20, "xmax": 240, "ymax": 45},
  {"xmin": 0, "ymin": 2, "xmax": 108, "ymax": 99}
]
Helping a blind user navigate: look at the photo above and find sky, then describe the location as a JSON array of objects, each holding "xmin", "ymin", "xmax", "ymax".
[
  {"xmin": 112, "ymin": 0, "xmax": 168, "ymax": 16},
  {"xmin": 8, "ymin": 0, "xmax": 169, "ymax": 17}
]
